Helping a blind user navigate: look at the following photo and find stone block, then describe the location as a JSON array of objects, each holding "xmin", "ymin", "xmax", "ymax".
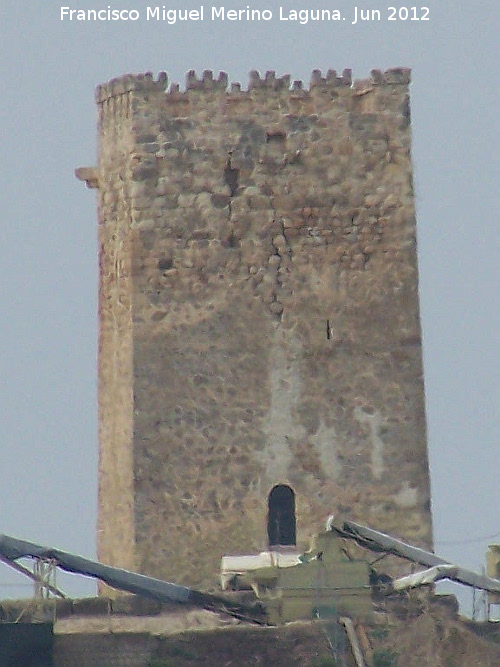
[
  {"xmin": 71, "ymin": 598, "xmax": 111, "ymax": 616},
  {"xmin": 111, "ymin": 595, "xmax": 162, "ymax": 616}
]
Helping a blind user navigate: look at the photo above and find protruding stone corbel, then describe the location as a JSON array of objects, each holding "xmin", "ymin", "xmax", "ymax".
[{"xmin": 75, "ymin": 166, "xmax": 99, "ymax": 189}]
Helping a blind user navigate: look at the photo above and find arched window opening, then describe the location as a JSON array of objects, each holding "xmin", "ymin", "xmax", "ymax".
[{"xmin": 267, "ymin": 484, "xmax": 296, "ymax": 547}]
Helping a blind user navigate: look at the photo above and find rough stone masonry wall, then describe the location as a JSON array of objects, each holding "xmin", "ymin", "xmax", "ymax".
[
  {"xmin": 95, "ymin": 67, "xmax": 433, "ymax": 588},
  {"xmin": 96, "ymin": 90, "xmax": 136, "ymax": 572}
]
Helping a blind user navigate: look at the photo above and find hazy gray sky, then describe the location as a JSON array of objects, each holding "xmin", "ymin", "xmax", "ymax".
[{"xmin": 1, "ymin": 1, "xmax": 500, "ymax": 609}]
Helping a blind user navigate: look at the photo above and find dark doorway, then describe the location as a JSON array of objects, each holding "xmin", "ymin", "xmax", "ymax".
[{"xmin": 267, "ymin": 484, "xmax": 296, "ymax": 547}]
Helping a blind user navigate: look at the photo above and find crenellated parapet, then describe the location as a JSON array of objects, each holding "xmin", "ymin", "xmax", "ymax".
[
  {"xmin": 309, "ymin": 68, "xmax": 352, "ymax": 88},
  {"xmin": 95, "ymin": 67, "xmax": 411, "ymax": 103},
  {"xmin": 186, "ymin": 69, "xmax": 228, "ymax": 91},
  {"xmin": 95, "ymin": 71, "xmax": 168, "ymax": 103},
  {"xmin": 248, "ymin": 70, "xmax": 291, "ymax": 91}
]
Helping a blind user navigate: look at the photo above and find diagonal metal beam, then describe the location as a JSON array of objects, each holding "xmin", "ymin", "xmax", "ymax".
[
  {"xmin": 0, "ymin": 534, "xmax": 266, "ymax": 623},
  {"xmin": 330, "ymin": 520, "xmax": 500, "ymax": 596}
]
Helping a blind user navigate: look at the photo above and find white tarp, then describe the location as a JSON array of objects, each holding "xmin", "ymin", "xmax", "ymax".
[{"xmin": 220, "ymin": 550, "xmax": 301, "ymax": 589}]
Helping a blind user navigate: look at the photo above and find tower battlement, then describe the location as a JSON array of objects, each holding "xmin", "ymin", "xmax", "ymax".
[
  {"xmin": 85, "ymin": 66, "xmax": 432, "ymax": 588},
  {"xmin": 95, "ymin": 67, "xmax": 411, "ymax": 102}
]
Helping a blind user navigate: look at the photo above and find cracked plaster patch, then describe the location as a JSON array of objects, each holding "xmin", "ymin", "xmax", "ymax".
[
  {"xmin": 353, "ymin": 405, "xmax": 385, "ymax": 479},
  {"xmin": 310, "ymin": 419, "xmax": 341, "ymax": 480},
  {"xmin": 259, "ymin": 328, "xmax": 305, "ymax": 481},
  {"xmin": 394, "ymin": 480, "xmax": 418, "ymax": 508}
]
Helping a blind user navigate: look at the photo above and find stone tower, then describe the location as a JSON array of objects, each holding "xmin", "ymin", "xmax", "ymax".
[{"xmin": 80, "ymin": 67, "xmax": 433, "ymax": 588}]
